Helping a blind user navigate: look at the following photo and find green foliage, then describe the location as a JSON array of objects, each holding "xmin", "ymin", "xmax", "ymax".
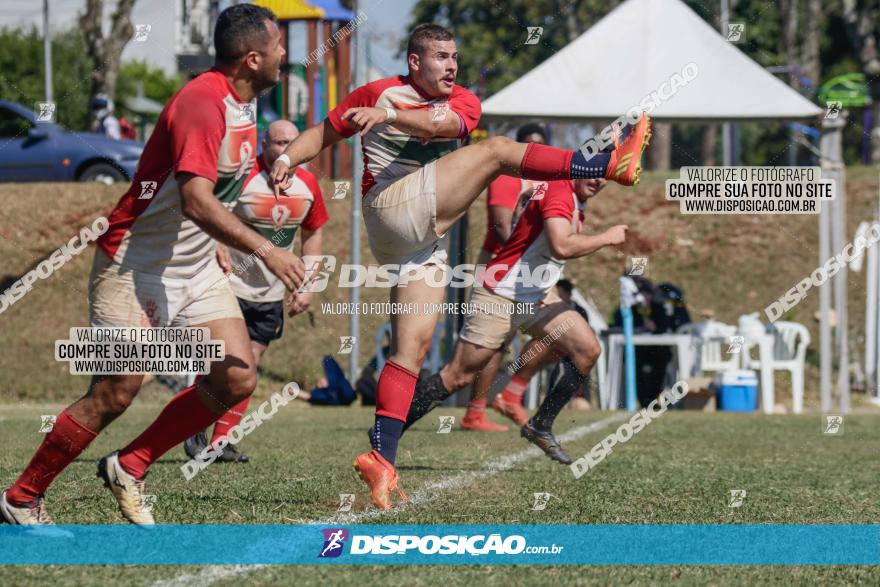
[
  {"xmin": 0, "ymin": 26, "xmax": 92, "ymax": 130},
  {"xmin": 0, "ymin": 27, "xmax": 179, "ymax": 131},
  {"xmin": 116, "ymin": 61, "xmax": 183, "ymax": 116}
]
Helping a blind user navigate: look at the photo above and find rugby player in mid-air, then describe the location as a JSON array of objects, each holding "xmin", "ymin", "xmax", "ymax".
[
  {"xmin": 0, "ymin": 5, "xmax": 305, "ymax": 525},
  {"xmin": 271, "ymin": 23, "xmax": 650, "ymax": 509},
  {"xmin": 403, "ymin": 178, "xmax": 616, "ymax": 464},
  {"xmin": 184, "ymin": 119, "xmax": 328, "ymax": 464}
]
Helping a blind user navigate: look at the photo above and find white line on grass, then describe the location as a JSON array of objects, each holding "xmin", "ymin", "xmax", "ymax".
[{"xmin": 152, "ymin": 413, "xmax": 627, "ymax": 587}]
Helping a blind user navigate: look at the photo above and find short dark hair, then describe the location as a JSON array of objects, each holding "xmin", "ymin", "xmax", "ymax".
[
  {"xmin": 214, "ymin": 4, "xmax": 277, "ymax": 65},
  {"xmin": 516, "ymin": 123, "xmax": 546, "ymax": 143},
  {"xmin": 407, "ymin": 24, "xmax": 454, "ymax": 58}
]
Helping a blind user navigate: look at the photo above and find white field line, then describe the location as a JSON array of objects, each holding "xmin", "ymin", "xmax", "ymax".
[{"xmin": 152, "ymin": 413, "xmax": 627, "ymax": 587}]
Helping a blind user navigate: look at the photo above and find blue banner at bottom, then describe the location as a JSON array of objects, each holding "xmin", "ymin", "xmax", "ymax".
[{"xmin": 0, "ymin": 525, "xmax": 877, "ymax": 565}]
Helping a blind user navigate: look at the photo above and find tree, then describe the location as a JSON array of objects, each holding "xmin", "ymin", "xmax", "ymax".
[
  {"xmin": 0, "ymin": 27, "xmax": 92, "ymax": 130},
  {"xmin": 841, "ymin": 0, "xmax": 880, "ymax": 163},
  {"xmin": 116, "ymin": 61, "xmax": 182, "ymax": 110},
  {"xmin": 80, "ymin": 0, "xmax": 136, "ymax": 130}
]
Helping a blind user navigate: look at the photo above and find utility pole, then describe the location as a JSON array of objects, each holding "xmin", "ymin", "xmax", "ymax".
[{"xmin": 43, "ymin": 0, "xmax": 53, "ymax": 104}]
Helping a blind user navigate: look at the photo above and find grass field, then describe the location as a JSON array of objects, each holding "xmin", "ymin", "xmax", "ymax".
[
  {"xmin": 2, "ymin": 173, "xmax": 880, "ymax": 583},
  {"xmin": 0, "ymin": 401, "xmax": 877, "ymax": 585}
]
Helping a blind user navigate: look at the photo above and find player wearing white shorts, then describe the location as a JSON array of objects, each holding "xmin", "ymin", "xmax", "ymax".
[
  {"xmin": 271, "ymin": 24, "xmax": 651, "ymax": 509},
  {"xmin": 402, "ymin": 178, "xmax": 622, "ymax": 464},
  {"xmin": 0, "ymin": 5, "xmax": 305, "ymax": 526},
  {"xmin": 183, "ymin": 119, "xmax": 328, "ymax": 464}
]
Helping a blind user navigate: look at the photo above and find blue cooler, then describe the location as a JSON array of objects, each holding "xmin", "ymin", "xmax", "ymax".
[{"xmin": 714, "ymin": 370, "xmax": 758, "ymax": 412}]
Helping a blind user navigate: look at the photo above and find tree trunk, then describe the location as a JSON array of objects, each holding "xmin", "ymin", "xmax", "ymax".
[
  {"xmin": 80, "ymin": 0, "xmax": 136, "ymax": 129},
  {"xmin": 842, "ymin": 0, "xmax": 880, "ymax": 163},
  {"xmin": 701, "ymin": 124, "xmax": 717, "ymax": 166},
  {"xmin": 801, "ymin": 0, "xmax": 822, "ymax": 86},
  {"xmin": 778, "ymin": 0, "xmax": 800, "ymax": 90},
  {"xmin": 647, "ymin": 122, "xmax": 672, "ymax": 171}
]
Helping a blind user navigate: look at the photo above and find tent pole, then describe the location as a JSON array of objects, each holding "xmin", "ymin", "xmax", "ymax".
[
  {"xmin": 818, "ymin": 119, "xmax": 836, "ymax": 413},
  {"xmin": 720, "ymin": 0, "xmax": 733, "ymax": 166}
]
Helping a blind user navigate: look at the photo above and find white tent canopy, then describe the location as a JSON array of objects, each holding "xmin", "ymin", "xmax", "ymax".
[{"xmin": 482, "ymin": 0, "xmax": 822, "ymax": 122}]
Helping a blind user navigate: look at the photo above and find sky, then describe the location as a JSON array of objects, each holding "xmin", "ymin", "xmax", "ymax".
[{"xmin": 0, "ymin": 0, "xmax": 417, "ymax": 77}]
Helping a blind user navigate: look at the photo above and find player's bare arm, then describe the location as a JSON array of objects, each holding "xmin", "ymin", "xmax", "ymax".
[
  {"xmin": 178, "ymin": 173, "xmax": 305, "ymax": 289},
  {"xmin": 341, "ymin": 105, "xmax": 461, "ymax": 139},
  {"xmin": 489, "ymin": 205, "xmax": 515, "ymax": 244},
  {"xmin": 545, "ymin": 217, "xmax": 628, "ymax": 259},
  {"xmin": 288, "ymin": 227, "xmax": 322, "ymax": 316},
  {"xmin": 271, "ymin": 122, "xmax": 344, "ymax": 194}
]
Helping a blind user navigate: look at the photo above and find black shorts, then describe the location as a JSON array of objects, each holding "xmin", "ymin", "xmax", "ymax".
[{"xmin": 237, "ymin": 298, "xmax": 284, "ymax": 346}]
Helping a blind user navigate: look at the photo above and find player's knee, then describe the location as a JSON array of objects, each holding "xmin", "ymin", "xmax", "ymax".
[
  {"xmin": 227, "ymin": 367, "xmax": 257, "ymax": 400},
  {"xmin": 446, "ymin": 369, "xmax": 475, "ymax": 391},
  {"xmin": 483, "ymin": 135, "xmax": 515, "ymax": 153},
  {"xmin": 102, "ymin": 383, "xmax": 138, "ymax": 415},
  {"xmin": 571, "ymin": 340, "xmax": 600, "ymax": 373}
]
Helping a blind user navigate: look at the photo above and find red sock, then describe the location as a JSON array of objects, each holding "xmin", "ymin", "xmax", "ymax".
[
  {"xmin": 500, "ymin": 375, "xmax": 529, "ymax": 405},
  {"xmin": 118, "ymin": 384, "xmax": 223, "ymax": 479},
  {"xmin": 6, "ymin": 410, "xmax": 97, "ymax": 505},
  {"xmin": 211, "ymin": 397, "xmax": 251, "ymax": 445},
  {"xmin": 375, "ymin": 360, "xmax": 418, "ymax": 422},
  {"xmin": 520, "ymin": 143, "xmax": 574, "ymax": 181},
  {"xmin": 465, "ymin": 398, "xmax": 487, "ymax": 419}
]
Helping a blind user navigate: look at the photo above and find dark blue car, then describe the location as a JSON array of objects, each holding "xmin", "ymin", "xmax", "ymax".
[{"xmin": 0, "ymin": 99, "xmax": 143, "ymax": 184}]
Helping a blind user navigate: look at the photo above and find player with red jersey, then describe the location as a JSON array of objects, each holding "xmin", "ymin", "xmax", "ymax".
[
  {"xmin": 270, "ymin": 24, "xmax": 650, "ymax": 509},
  {"xmin": 404, "ymin": 177, "xmax": 621, "ymax": 464},
  {"xmin": 1, "ymin": 5, "xmax": 305, "ymax": 526},
  {"xmin": 184, "ymin": 120, "xmax": 328, "ymax": 464}
]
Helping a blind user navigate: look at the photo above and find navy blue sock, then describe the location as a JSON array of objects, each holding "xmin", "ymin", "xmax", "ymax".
[
  {"xmin": 570, "ymin": 150, "xmax": 611, "ymax": 179},
  {"xmin": 371, "ymin": 416, "xmax": 405, "ymax": 464}
]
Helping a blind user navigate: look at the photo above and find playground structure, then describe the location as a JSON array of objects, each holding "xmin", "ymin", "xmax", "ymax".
[{"xmin": 255, "ymin": 0, "xmax": 358, "ymax": 180}]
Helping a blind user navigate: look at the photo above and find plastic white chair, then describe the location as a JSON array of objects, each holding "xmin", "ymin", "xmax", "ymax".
[
  {"xmin": 676, "ymin": 320, "xmax": 739, "ymax": 374},
  {"xmin": 742, "ymin": 321, "xmax": 810, "ymax": 414}
]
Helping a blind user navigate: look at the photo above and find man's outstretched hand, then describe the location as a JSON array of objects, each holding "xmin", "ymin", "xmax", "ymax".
[{"xmin": 270, "ymin": 158, "xmax": 293, "ymax": 198}]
